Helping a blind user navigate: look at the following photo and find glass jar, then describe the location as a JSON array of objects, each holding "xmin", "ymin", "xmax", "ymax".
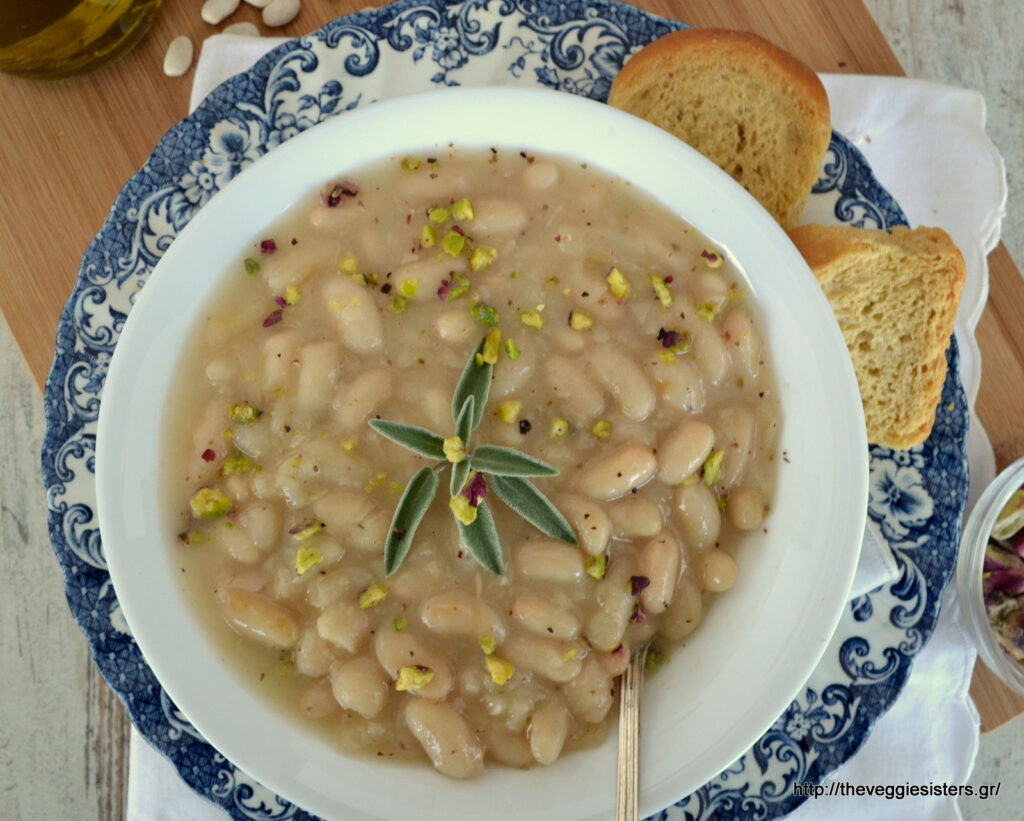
[
  {"xmin": 957, "ymin": 456, "xmax": 1024, "ymax": 696},
  {"xmin": 0, "ymin": 0, "xmax": 161, "ymax": 79}
]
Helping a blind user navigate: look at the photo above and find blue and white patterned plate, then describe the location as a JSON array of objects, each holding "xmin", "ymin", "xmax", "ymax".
[{"xmin": 41, "ymin": 1, "xmax": 968, "ymax": 818}]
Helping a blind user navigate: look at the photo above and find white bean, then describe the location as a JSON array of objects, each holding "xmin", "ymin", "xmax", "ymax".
[
  {"xmin": 701, "ymin": 549, "xmax": 738, "ymax": 592},
  {"xmin": 721, "ymin": 310, "xmax": 762, "ymax": 379},
  {"xmin": 221, "ymin": 588, "xmax": 298, "ymax": 649},
  {"xmin": 435, "ymin": 310, "xmax": 475, "ymax": 343},
  {"xmin": 201, "ymin": 0, "xmax": 239, "ymax": 24},
  {"xmin": 420, "ymin": 592, "xmax": 506, "ymax": 641},
  {"xmin": 715, "ymin": 405, "xmax": 756, "ymax": 488},
  {"xmin": 656, "ymin": 420, "xmax": 715, "ymax": 485},
  {"xmin": 297, "ymin": 678, "xmax": 338, "ymax": 719},
  {"xmin": 660, "ymin": 573, "xmax": 703, "ymax": 640},
  {"xmin": 576, "ymin": 444, "xmax": 656, "ymax": 501},
  {"xmin": 323, "ymin": 276, "xmax": 383, "ymax": 354},
  {"xmin": 543, "ymin": 355, "xmax": 605, "ymax": 425},
  {"xmin": 482, "ymin": 724, "xmax": 534, "ymax": 767},
  {"xmin": 238, "ymin": 501, "xmax": 281, "ymax": 550},
  {"xmin": 528, "ymin": 701, "xmax": 571, "ymax": 766},
  {"xmin": 728, "ymin": 486, "xmax": 766, "ymax": 530},
  {"xmin": 262, "ymin": 0, "xmax": 300, "ymax": 27},
  {"xmin": 261, "ymin": 329, "xmax": 301, "ymax": 392},
  {"xmin": 501, "ymin": 634, "xmax": 583, "ymax": 683},
  {"xmin": 557, "ymin": 494, "xmax": 610, "ymax": 557},
  {"xmin": 522, "ymin": 161, "xmax": 559, "ymax": 190},
  {"xmin": 608, "ymin": 496, "xmax": 662, "ymax": 539},
  {"xmin": 334, "ymin": 367, "xmax": 393, "ymax": 431},
  {"xmin": 512, "ymin": 595, "xmax": 580, "ymax": 640},
  {"xmin": 491, "ymin": 346, "xmax": 537, "ymax": 399},
  {"xmin": 647, "ymin": 357, "xmax": 704, "ymax": 413},
  {"xmin": 222, "ymin": 21, "xmax": 260, "ymax": 36},
  {"xmin": 307, "ymin": 566, "xmax": 373, "ymax": 609},
  {"xmin": 394, "ymin": 256, "xmax": 465, "ymax": 303},
  {"xmin": 162, "ymin": 35, "xmax": 194, "ymax": 77},
  {"xmin": 689, "ymin": 320, "xmax": 731, "ymax": 385},
  {"xmin": 330, "ymin": 657, "xmax": 389, "ymax": 719},
  {"xmin": 564, "ymin": 658, "xmax": 613, "ymax": 723},
  {"xmin": 639, "ymin": 532, "xmax": 681, "ymax": 614},
  {"xmin": 589, "ymin": 345, "xmax": 656, "ymax": 421},
  {"xmin": 373, "ymin": 630, "xmax": 453, "ymax": 700},
  {"xmin": 213, "ymin": 521, "xmax": 262, "ymax": 564},
  {"xmin": 313, "ymin": 491, "xmax": 389, "ymax": 552},
  {"xmin": 317, "ymin": 599, "xmax": 370, "ymax": 653},
  {"xmin": 515, "ymin": 540, "xmax": 584, "ymax": 583},
  {"xmin": 472, "ymin": 196, "xmax": 528, "ymax": 236},
  {"xmin": 673, "ymin": 481, "xmax": 721, "ymax": 552},
  {"xmin": 294, "ymin": 627, "xmax": 335, "ymax": 677},
  {"xmin": 404, "ymin": 699, "xmax": 484, "ymax": 779},
  {"xmin": 296, "ymin": 340, "xmax": 340, "ymax": 421}
]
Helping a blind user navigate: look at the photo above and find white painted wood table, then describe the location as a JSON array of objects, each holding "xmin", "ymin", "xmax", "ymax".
[{"xmin": 1, "ymin": 1, "xmax": 1022, "ymax": 818}]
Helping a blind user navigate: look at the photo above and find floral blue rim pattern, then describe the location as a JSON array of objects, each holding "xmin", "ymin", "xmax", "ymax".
[{"xmin": 40, "ymin": 1, "xmax": 969, "ymax": 819}]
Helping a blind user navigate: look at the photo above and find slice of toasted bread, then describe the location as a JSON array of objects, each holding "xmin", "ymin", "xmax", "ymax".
[
  {"xmin": 788, "ymin": 224, "xmax": 966, "ymax": 449},
  {"xmin": 608, "ymin": 28, "xmax": 831, "ymax": 229}
]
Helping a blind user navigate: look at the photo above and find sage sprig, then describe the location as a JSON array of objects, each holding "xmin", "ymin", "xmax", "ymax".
[{"xmin": 368, "ymin": 334, "xmax": 577, "ymax": 575}]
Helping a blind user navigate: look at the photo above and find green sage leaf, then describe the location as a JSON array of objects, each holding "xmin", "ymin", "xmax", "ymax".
[
  {"xmin": 452, "ymin": 337, "xmax": 491, "ymax": 430},
  {"xmin": 383, "ymin": 467, "xmax": 440, "ymax": 576},
  {"xmin": 450, "ymin": 459, "xmax": 471, "ymax": 497},
  {"xmin": 457, "ymin": 500, "xmax": 505, "ymax": 574},
  {"xmin": 449, "ymin": 395, "xmax": 475, "ymax": 495},
  {"xmin": 470, "ymin": 445, "xmax": 559, "ymax": 478},
  {"xmin": 368, "ymin": 419, "xmax": 446, "ymax": 460},
  {"xmin": 489, "ymin": 475, "xmax": 578, "ymax": 545}
]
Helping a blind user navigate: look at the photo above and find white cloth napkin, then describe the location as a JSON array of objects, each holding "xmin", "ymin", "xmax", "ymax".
[{"xmin": 127, "ymin": 37, "xmax": 1004, "ymax": 821}]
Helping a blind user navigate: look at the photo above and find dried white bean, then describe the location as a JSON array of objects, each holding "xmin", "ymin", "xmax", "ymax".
[
  {"xmin": 656, "ymin": 420, "xmax": 715, "ymax": 485},
  {"xmin": 528, "ymin": 701, "xmax": 570, "ymax": 766},
  {"xmin": 728, "ymin": 485, "xmax": 766, "ymax": 530},
  {"xmin": 607, "ymin": 496, "xmax": 662, "ymax": 539},
  {"xmin": 435, "ymin": 309, "xmax": 475, "ymax": 343},
  {"xmin": 323, "ymin": 276, "xmax": 383, "ymax": 354},
  {"xmin": 373, "ymin": 630, "xmax": 453, "ymax": 700},
  {"xmin": 296, "ymin": 340, "xmax": 340, "ymax": 420},
  {"xmin": 201, "ymin": 0, "xmax": 239, "ymax": 25},
  {"xmin": 404, "ymin": 699, "xmax": 484, "ymax": 779},
  {"xmin": 222, "ymin": 21, "xmax": 260, "ymax": 36},
  {"xmin": 306, "ymin": 566, "xmax": 373, "ymax": 609},
  {"xmin": 420, "ymin": 592, "xmax": 506, "ymax": 641},
  {"xmin": 557, "ymin": 494, "xmax": 610, "ymax": 557},
  {"xmin": 243, "ymin": 0, "xmax": 271, "ymax": 7},
  {"xmin": 262, "ymin": 0, "xmax": 300, "ymax": 27},
  {"xmin": 261, "ymin": 329, "xmax": 301, "ymax": 392},
  {"xmin": 515, "ymin": 540, "xmax": 584, "ymax": 583},
  {"xmin": 298, "ymin": 678, "xmax": 338, "ymax": 719},
  {"xmin": 660, "ymin": 573, "xmax": 703, "ymax": 640},
  {"xmin": 689, "ymin": 319, "xmax": 731, "ymax": 384},
  {"xmin": 721, "ymin": 309, "xmax": 762, "ymax": 379},
  {"xmin": 512, "ymin": 595, "xmax": 580, "ymax": 640},
  {"xmin": 564, "ymin": 658, "xmax": 613, "ymax": 723},
  {"xmin": 701, "ymin": 548, "xmax": 738, "ymax": 592},
  {"xmin": 334, "ymin": 367, "xmax": 393, "ymax": 431},
  {"xmin": 639, "ymin": 531, "xmax": 681, "ymax": 614},
  {"xmin": 317, "ymin": 599, "xmax": 370, "ymax": 653},
  {"xmin": 472, "ymin": 196, "xmax": 528, "ymax": 236},
  {"xmin": 522, "ymin": 161, "xmax": 559, "ymax": 190},
  {"xmin": 501, "ymin": 634, "xmax": 583, "ymax": 683},
  {"xmin": 715, "ymin": 405, "xmax": 756, "ymax": 488},
  {"xmin": 673, "ymin": 481, "xmax": 721, "ymax": 552},
  {"xmin": 213, "ymin": 521, "xmax": 262, "ymax": 564},
  {"xmin": 330, "ymin": 657, "xmax": 389, "ymax": 719},
  {"xmin": 543, "ymin": 355, "xmax": 605, "ymax": 425},
  {"xmin": 294, "ymin": 627, "xmax": 335, "ymax": 677},
  {"xmin": 589, "ymin": 345, "xmax": 656, "ymax": 421},
  {"xmin": 482, "ymin": 724, "xmax": 534, "ymax": 767},
  {"xmin": 313, "ymin": 492, "xmax": 388, "ymax": 552},
  {"xmin": 647, "ymin": 357, "xmax": 704, "ymax": 413},
  {"xmin": 163, "ymin": 36, "xmax": 194, "ymax": 77},
  {"xmin": 576, "ymin": 444, "xmax": 656, "ymax": 501},
  {"xmin": 221, "ymin": 588, "xmax": 298, "ymax": 649}
]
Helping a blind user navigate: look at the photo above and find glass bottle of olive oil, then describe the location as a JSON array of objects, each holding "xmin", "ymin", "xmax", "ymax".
[{"xmin": 0, "ymin": 0, "xmax": 161, "ymax": 79}]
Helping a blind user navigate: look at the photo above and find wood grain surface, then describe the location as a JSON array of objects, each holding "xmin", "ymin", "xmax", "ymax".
[{"xmin": 2, "ymin": 1, "xmax": 1022, "ymax": 819}]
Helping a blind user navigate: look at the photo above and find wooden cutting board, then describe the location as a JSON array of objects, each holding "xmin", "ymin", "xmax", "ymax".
[{"xmin": 1, "ymin": 0, "xmax": 1020, "ymax": 732}]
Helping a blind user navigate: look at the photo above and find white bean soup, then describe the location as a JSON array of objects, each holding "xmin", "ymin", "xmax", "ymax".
[{"xmin": 169, "ymin": 148, "xmax": 780, "ymax": 779}]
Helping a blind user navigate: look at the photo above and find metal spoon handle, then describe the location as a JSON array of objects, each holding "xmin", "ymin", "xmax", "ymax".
[{"xmin": 616, "ymin": 645, "xmax": 648, "ymax": 821}]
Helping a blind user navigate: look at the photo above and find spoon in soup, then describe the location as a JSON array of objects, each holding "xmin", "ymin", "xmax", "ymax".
[{"xmin": 615, "ymin": 643, "xmax": 649, "ymax": 821}]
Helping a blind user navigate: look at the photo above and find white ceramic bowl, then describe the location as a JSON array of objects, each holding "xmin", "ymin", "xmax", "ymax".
[{"xmin": 96, "ymin": 87, "xmax": 868, "ymax": 821}]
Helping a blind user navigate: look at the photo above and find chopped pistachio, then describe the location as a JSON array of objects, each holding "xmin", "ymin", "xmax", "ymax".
[
  {"xmin": 243, "ymin": 257, "xmax": 260, "ymax": 275},
  {"xmin": 562, "ymin": 647, "xmax": 578, "ymax": 660},
  {"xmin": 700, "ymin": 249, "xmax": 723, "ymax": 269},
  {"xmin": 340, "ymin": 439, "xmax": 357, "ymax": 452},
  {"xmin": 395, "ymin": 665, "xmax": 435, "ymax": 691},
  {"xmin": 228, "ymin": 401, "xmax": 261, "ymax": 425},
  {"xmin": 393, "ymin": 617, "xmax": 407, "ymax": 632},
  {"xmin": 645, "ymin": 649, "xmax": 670, "ymax": 675},
  {"xmin": 442, "ymin": 230, "xmax": 466, "ymax": 256},
  {"xmin": 569, "ymin": 310, "xmax": 593, "ymax": 331},
  {"xmin": 606, "ymin": 267, "xmax": 630, "ymax": 299},
  {"xmin": 399, "ymin": 278, "xmax": 419, "ymax": 298},
  {"xmin": 682, "ymin": 474, "xmax": 699, "ymax": 486},
  {"xmin": 478, "ymin": 328, "xmax": 502, "ymax": 366},
  {"xmin": 284, "ymin": 285, "xmax": 301, "ymax": 305},
  {"xmin": 452, "ymin": 197, "xmax": 475, "ymax": 221},
  {"xmin": 702, "ymin": 450, "xmax": 725, "ymax": 486},
  {"xmin": 295, "ymin": 545, "xmax": 322, "ymax": 575},
  {"xmin": 496, "ymin": 399, "xmax": 522, "ymax": 425},
  {"xmin": 505, "ymin": 338, "xmax": 521, "ymax": 360},
  {"xmin": 364, "ymin": 472, "xmax": 388, "ymax": 493},
  {"xmin": 697, "ymin": 301, "xmax": 721, "ymax": 322},
  {"xmin": 484, "ymin": 656, "xmax": 515, "ymax": 685},
  {"xmin": 427, "ymin": 205, "xmax": 450, "ymax": 224},
  {"xmin": 469, "ymin": 246, "xmax": 497, "ymax": 272},
  {"xmin": 519, "ymin": 309, "xmax": 544, "ymax": 329},
  {"xmin": 338, "ymin": 254, "xmax": 359, "ymax": 276},
  {"xmin": 549, "ymin": 417, "xmax": 569, "ymax": 438},
  {"xmin": 400, "ymin": 156, "xmax": 421, "ymax": 171},
  {"xmin": 289, "ymin": 519, "xmax": 325, "ymax": 540},
  {"xmin": 478, "ymin": 636, "xmax": 496, "ymax": 655},
  {"xmin": 591, "ymin": 419, "xmax": 613, "ymax": 440},
  {"xmin": 445, "ymin": 274, "xmax": 471, "ymax": 301},
  {"xmin": 189, "ymin": 487, "xmax": 233, "ymax": 519},
  {"xmin": 585, "ymin": 554, "xmax": 607, "ymax": 580},
  {"xmin": 649, "ymin": 275, "xmax": 673, "ymax": 308},
  {"xmin": 222, "ymin": 453, "xmax": 252, "ymax": 475},
  {"xmin": 327, "ymin": 299, "xmax": 342, "ymax": 313},
  {"xmin": 391, "ymin": 295, "xmax": 408, "ymax": 313},
  {"xmin": 420, "ymin": 224, "xmax": 437, "ymax": 247},
  {"xmin": 449, "ymin": 495, "xmax": 478, "ymax": 526},
  {"xmin": 717, "ymin": 495, "xmax": 729, "ymax": 510},
  {"xmin": 182, "ymin": 531, "xmax": 206, "ymax": 546},
  {"xmin": 470, "ymin": 303, "xmax": 500, "ymax": 326},
  {"xmin": 658, "ymin": 351, "xmax": 677, "ymax": 364},
  {"xmin": 443, "ymin": 435, "xmax": 468, "ymax": 464},
  {"xmin": 358, "ymin": 583, "xmax": 388, "ymax": 610}
]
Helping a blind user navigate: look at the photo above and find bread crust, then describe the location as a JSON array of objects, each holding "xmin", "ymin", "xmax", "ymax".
[{"xmin": 789, "ymin": 224, "xmax": 966, "ymax": 449}]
